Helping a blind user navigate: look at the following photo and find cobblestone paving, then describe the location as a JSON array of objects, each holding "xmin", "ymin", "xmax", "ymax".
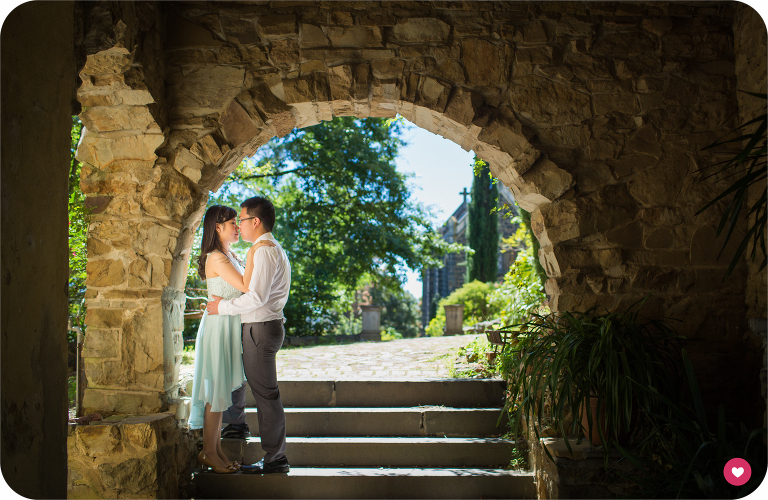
[
  {"xmin": 179, "ymin": 334, "xmax": 485, "ymax": 382},
  {"xmin": 276, "ymin": 334, "xmax": 485, "ymax": 379}
]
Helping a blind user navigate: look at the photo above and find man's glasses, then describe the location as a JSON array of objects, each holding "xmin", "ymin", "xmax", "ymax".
[{"xmin": 237, "ymin": 216, "xmax": 256, "ymax": 225}]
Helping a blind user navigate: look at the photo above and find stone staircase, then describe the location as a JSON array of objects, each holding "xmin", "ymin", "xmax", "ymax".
[{"xmin": 192, "ymin": 380, "xmax": 536, "ymax": 499}]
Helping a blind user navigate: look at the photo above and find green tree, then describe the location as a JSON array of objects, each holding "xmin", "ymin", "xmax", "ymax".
[
  {"xmin": 468, "ymin": 157, "xmax": 499, "ymax": 283},
  {"xmin": 425, "ymin": 280, "xmax": 500, "ymax": 336},
  {"xmin": 200, "ymin": 117, "xmax": 455, "ymax": 336},
  {"xmin": 370, "ymin": 287, "xmax": 421, "ymax": 338},
  {"xmin": 69, "ymin": 116, "xmax": 89, "ymax": 340}
]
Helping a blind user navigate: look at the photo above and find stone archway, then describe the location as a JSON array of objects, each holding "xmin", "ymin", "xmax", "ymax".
[{"xmin": 74, "ymin": 1, "xmax": 763, "ymax": 433}]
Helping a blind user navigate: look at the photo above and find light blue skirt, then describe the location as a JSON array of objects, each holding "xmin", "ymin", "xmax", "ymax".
[{"xmin": 188, "ymin": 311, "xmax": 246, "ymax": 429}]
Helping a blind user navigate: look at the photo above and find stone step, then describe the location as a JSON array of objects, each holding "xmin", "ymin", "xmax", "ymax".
[
  {"xmin": 192, "ymin": 467, "xmax": 536, "ymax": 499},
  {"xmin": 222, "ymin": 436, "xmax": 519, "ymax": 468},
  {"xmin": 238, "ymin": 407, "xmax": 507, "ymax": 437},
  {"xmin": 245, "ymin": 379, "xmax": 506, "ymax": 408}
]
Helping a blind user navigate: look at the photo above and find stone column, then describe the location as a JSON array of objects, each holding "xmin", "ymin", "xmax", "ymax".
[
  {"xmin": 360, "ymin": 305, "xmax": 383, "ymax": 341},
  {"xmin": 76, "ymin": 10, "xmax": 198, "ymax": 415},
  {"xmin": 444, "ymin": 304, "xmax": 465, "ymax": 336}
]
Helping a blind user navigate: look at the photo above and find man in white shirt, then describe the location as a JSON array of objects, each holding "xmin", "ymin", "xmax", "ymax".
[{"xmin": 207, "ymin": 196, "xmax": 292, "ymax": 474}]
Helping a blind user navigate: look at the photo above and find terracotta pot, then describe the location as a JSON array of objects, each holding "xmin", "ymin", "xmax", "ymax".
[{"xmin": 579, "ymin": 396, "xmax": 635, "ymax": 446}]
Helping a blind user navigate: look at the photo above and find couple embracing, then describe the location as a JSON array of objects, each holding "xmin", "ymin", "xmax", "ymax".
[{"xmin": 188, "ymin": 196, "xmax": 291, "ymax": 475}]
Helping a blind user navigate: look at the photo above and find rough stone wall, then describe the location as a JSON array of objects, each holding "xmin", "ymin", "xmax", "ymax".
[
  {"xmin": 76, "ymin": 1, "xmax": 206, "ymax": 415},
  {"xmin": 74, "ymin": 1, "xmax": 763, "ymax": 426},
  {"xmin": 733, "ymin": 1, "xmax": 768, "ymax": 435},
  {"xmin": 67, "ymin": 413, "xmax": 198, "ymax": 499},
  {"xmin": 734, "ymin": 4, "xmax": 767, "ymax": 320},
  {"xmin": 158, "ymin": 1, "xmax": 759, "ymax": 421},
  {"xmin": 0, "ymin": 2, "xmax": 74, "ymax": 498}
]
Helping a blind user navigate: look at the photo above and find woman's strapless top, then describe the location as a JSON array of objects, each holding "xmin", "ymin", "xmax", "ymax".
[
  {"xmin": 206, "ymin": 276, "xmax": 243, "ymax": 301},
  {"xmin": 206, "ymin": 251, "xmax": 244, "ymax": 301}
]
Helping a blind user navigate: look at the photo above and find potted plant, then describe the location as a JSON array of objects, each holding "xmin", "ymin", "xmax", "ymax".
[{"xmin": 504, "ymin": 297, "xmax": 684, "ymax": 457}]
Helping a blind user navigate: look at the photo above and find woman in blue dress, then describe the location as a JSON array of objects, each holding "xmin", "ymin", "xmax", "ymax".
[{"xmin": 188, "ymin": 205, "xmax": 273, "ymax": 473}]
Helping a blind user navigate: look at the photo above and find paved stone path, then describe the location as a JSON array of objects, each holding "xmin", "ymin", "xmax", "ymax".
[
  {"xmin": 276, "ymin": 334, "xmax": 484, "ymax": 379},
  {"xmin": 180, "ymin": 334, "xmax": 485, "ymax": 382}
]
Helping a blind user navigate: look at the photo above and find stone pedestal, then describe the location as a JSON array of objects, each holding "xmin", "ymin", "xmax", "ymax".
[
  {"xmin": 360, "ymin": 305, "xmax": 383, "ymax": 341},
  {"xmin": 67, "ymin": 413, "xmax": 198, "ymax": 499},
  {"xmin": 531, "ymin": 437, "xmax": 640, "ymax": 499},
  {"xmin": 443, "ymin": 304, "xmax": 465, "ymax": 336}
]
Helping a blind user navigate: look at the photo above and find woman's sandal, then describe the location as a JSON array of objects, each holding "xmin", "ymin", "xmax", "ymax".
[{"xmin": 197, "ymin": 452, "xmax": 236, "ymax": 474}]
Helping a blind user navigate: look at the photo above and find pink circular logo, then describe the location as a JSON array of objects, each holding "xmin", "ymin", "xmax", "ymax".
[{"xmin": 723, "ymin": 458, "xmax": 751, "ymax": 486}]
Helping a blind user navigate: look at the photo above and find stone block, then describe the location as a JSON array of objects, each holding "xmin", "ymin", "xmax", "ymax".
[
  {"xmin": 246, "ymin": 82, "xmax": 295, "ymax": 137},
  {"xmin": 82, "ymin": 329, "xmax": 120, "ymax": 359},
  {"xmin": 217, "ymin": 46, "xmax": 244, "ymax": 65},
  {"xmin": 627, "ymin": 154, "xmax": 690, "ymax": 207},
  {"xmin": 77, "ymin": 132, "xmax": 164, "ymax": 168},
  {"xmin": 477, "ymin": 118, "xmax": 540, "ymax": 178},
  {"xmin": 371, "ymin": 80, "xmax": 398, "ymax": 111},
  {"xmin": 515, "ymin": 46, "xmax": 553, "ymax": 65},
  {"xmin": 170, "ymin": 146, "xmax": 204, "ymax": 183},
  {"xmin": 75, "ymin": 424, "xmax": 122, "ymax": 458},
  {"xmin": 645, "ymin": 228, "xmax": 674, "ymax": 249},
  {"xmin": 221, "ymin": 16, "xmax": 260, "ymax": 44},
  {"xmin": 507, "ymin": 75, "xmax": 591, "ymax": 126},
  {"xmin": 606, "ymin": 221, "xmax": 644, "ymax": 249},
  {"xmin": 391, "ymin": 18, "xmax": 450, "ymax": 43},
  {"xmin": 270, "ymin": 38, "xmax": 300, "ymax": 66},
  {"xmin": 435, "ymin": 59, "xmax": 465, "ymax": 83},
  {"xmin": 142, "ymin": 167, "xmax": 197, "ymax": 219},
  {"xmin": 513, "ymin": 158, "xmax": 574, "ymax": 212},
  {"xmin": 443, "ymin": 87, "xmax": 481, "ymax": 127},
  {"xmin": 412, "ymin": 56, "xmax": 438, "ymax": 83},
  {"xmin": 371, "ymin": 59, "xmax": 405, "ymax": 80},
  {"xmin": 418, "ymin": 76, "xmax": 448, "ymax": 107},
  {"xmin": 300, "ymin": 59, "xmax": 326, "ymax": 76},
  {"xmin": 623, "ymin": 126, "xmax": 663, "ymax": 158},
  {"xmin": 86, "ymin": 260, "xmax": 126, "ymax": 288},
  {"xmin": 125, "ymin": 305, "xmax": 165, "ymax": 374},
  {"xmin": 78, "ymin": 86, "xmax": 155, "ymax": 107},
  {"xmin": 463, "ymin": 38, "xmax": 507, "ymax": 86},
  {"xmin": 220, "ymin": 99, "xmax": 263, "ymax": 147},
  {"xmin": 259, "ymin": 14, "xmax": 297, "ymax": 36},
  {"xmin": 326, "ymin": 26, "xmax": 382, "ymax": 48},
  {"xmin": 80, "ymin": 47, "xmax": 132, "ymax": 77},
  {"xmin": 80, "ymin": 105, "xmax": 157, "ymax": 133},
  {"xmin": 198, "ymin": 134, "xmax": 223, "ymax": 165},
  {"xmin": 573, "ymin": 160, "xmax": 614, "ymax": 193},
  {"xmin": 135, "ymin": 222, "xmax": 177, "ymax": 258},
  {"xmin": 663, "ymin": 77, "xmax": 699, "ymax": 107},
  {"xmin": 291, "ymin": 102, "xmax": 320, "ymax": 129},
  {"xmin": 532, "ymin": 200, "xmax": 580, "ymax": 248},
  {"xmin": 593, "ymin": 93, "xmax": 638, "ymax": 116},
  {"xmin": 166, "ymin": 65, "xmax": 245, "ymax": 111},
  {"xmin": 592, "ymin": 31, "xmax": 656, "ymax": 57}
]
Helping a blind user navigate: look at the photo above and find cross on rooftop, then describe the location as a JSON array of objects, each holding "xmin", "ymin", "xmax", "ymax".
[{"xmin": 459, "ymin": 187, "xmax": 470, "ymax": 204}]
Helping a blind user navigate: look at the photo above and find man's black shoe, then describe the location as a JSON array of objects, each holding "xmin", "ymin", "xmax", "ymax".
[
  {"xmin": 240, "ymin": 456, "xmax": 290, "ymax": 474},
  {"xmin": 221, "ymin": 423, "xmax": 250, "ymax": 440}
]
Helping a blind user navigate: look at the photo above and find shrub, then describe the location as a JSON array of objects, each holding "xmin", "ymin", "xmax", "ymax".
[{"xmin": 426, "ymin": 280, "xmax": 500, "ymax": 336}]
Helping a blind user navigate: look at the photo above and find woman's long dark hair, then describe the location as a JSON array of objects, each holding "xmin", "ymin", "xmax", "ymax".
[{"xmin": 197, "ymin": 205, "xmax": 238, "ymax": 280}]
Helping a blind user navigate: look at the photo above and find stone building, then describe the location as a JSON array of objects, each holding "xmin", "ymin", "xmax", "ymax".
[
  {"xmin": 1, "ymin": 1, "xmax": 766, "ymax": 498},
  {"xmin": 421, "ymin": 183, "xmax": 518, "ymax": 328}
]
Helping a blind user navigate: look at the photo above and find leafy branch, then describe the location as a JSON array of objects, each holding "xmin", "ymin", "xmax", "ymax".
[{"xmin": 697, "ymin": 91, "xmax": 767, "ymax": 278}]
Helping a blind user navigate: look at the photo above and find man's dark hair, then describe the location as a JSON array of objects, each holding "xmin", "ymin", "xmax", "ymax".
[{"xmin": 241, "ymin": 196, "xmax": 276, "ymax": 232}]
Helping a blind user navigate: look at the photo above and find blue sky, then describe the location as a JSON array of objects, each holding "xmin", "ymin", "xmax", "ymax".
[{"xmin": 395, "ymin": 119, "xmax": 476, "ymax": 299}]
